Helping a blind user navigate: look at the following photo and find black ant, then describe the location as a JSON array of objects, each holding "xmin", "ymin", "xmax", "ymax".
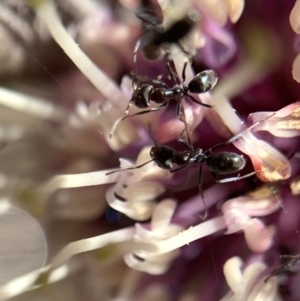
[
  {"xmin": 107, "ymin": 113, "xmax": 274, "ymax": 219},
  {"xmin": 109, "ymin": 62, "xmax": 218, "ymax": 137},
  {"xmin": 136, "ymin": 10, "xmax": 199, "ymax": 60}
]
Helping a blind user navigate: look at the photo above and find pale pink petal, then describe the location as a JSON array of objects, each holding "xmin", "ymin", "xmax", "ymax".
[
  {"xmin": 292, "ymin": 52, "xmax": 300, "ymax": 83},
  {"xmin": 120, "ymin": 76, "xmax": 133, "ymax": 102},
  {"xmin": 249, "ymin": 102, "xmax": 300, "ymax": 137},
  {"xmin": 234, "ymin": 133, "xmax": 291, "ymax": 182},
  {"xmin": 202, "ymin": 17, "xmax": 237, "ymax": 68},
  {"xmin": 290, "ymin": 0, "xmax": 300, "ymax": 34},
  {"xmin": 222, "ymin": 192, "xmax": 281, "ymax": 217},
  {"xmin": 223, "ymin": 208, "xmax": 250, "ymax": 234},
  {"xmin": 156, "ymin": 118, "xmax": 185, "ymax": 144},
  {"xmin": 195, "ymin": 0, "xmax": 228, "ymax": 26},
  {"xmin": 244, "ymin": 219, "xmax": 274, "ymax": 253}
]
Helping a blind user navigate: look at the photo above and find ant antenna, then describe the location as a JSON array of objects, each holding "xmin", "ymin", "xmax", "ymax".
[
  {"xmin": 269, "ymin": 183, "xmax": 287, "ymax": 214},
  {"xmin": 132, "ymin": 39, "xmax": 141, "ymax": 89},
  {"xmin": 109, "ymin": 101, "xmax": 134, "ymax": 138},
  {"xmin": 109, "ymin": 40, "xmax": 141, "ymax": 138},
  {"xmin": 207, "ymin": 113, "xmax": 276, "ymax": 153},
  {"xmin": 106, "ymin": 159, "xmax": 154, "ymax": 175},
  {"xmin": 198, "ymin": 164, "xmax": 208, "ymax": 221}
]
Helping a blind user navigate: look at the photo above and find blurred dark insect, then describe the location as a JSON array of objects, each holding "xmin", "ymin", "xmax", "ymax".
[{"xmin": 136, "ymin": 9, "xmax": 199, "ymax": 60}]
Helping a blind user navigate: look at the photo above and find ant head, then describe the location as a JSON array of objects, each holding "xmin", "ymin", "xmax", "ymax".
[
  {"xmin": 188, "ymin": 70, "xmax": 218, "ymax": 94},
  {"xmin": 150, "ymin": 145, "xmax": 176, "ymax": 170},
  {"xmin": 147, "ymin": 124, "xmax": 174, "ymax": 170},
  {"xmin": 133, "ymin": 84, "xmax": 153, "ymax": 108}
]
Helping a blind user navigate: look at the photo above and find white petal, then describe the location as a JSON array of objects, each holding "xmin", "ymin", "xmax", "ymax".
[
  {"xmin": 224, "ymin": 0, "xmax": 244, "ymax": 23},
  {"xmin": 223, "ymin": 257, "xmax": 244, "ymax": 295}
]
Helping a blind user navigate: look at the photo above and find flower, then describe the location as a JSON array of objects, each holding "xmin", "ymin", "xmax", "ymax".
[{"xmin": 0, "ymin": 0, "xmax": 299, "ymax": 301}]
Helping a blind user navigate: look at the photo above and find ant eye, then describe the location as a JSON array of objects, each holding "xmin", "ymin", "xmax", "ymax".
[{"xmin": 188, "ymin": 70, "xmax": 218, "ymax": 94}]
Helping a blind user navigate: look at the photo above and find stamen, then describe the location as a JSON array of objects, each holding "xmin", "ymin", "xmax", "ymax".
[
  {"xmin": 40, "ymin": 169, "xmax": 119, "ymax": 196},
  {"xmin": 0, "ymin": 87, "xmax": 66, "ymax": 121},
  {"xmin": 249, "ymin": 101, "xmax": 300, "ymax": 137},
  {"xmin": 29, "ymin": 0, "xmax": 128, "ymax": 109}
]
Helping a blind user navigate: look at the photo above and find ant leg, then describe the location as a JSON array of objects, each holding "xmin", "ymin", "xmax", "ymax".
[
  {"xmin": 166, "ymin": 62, "xmax": 178, "ymax": 85},
  {"xmin": 109, "ymin": 100, "xmax": 134, "ymax": 138},
  {"xmin": 132, "ymin": 39, "xmax": 141, "ymax": 88},
  {"xmin": 181, "ymin": 62, "xmax": 187, "ymax": 83},
  {"xmin": 106, "ymin": 159, "xmax": 154, "ymax": 175},
  {"xmin": 124, "ymin": 102, "xmax": 168, "ymax": 118},
  {"xmin": 133, "ymin": 74, "xmax": 169, "ymax": 88},
  {"xmin": 198, "ymin": 164, "xmax": 208, "ymax": 220},
  {"xmin": 187, "ymin": 94, "xmax": 212, "ymax": 108},
  {"xmin": 210, "ymin": 171, "xmax": 257, "ymax": 184},
  {"xmin": 110, "ymin": 103, "xmax": 168, "ymax": 138},
  {"xmin": 208, "ymin": 113, "xmax": 276, "ymax": 152},
  {"xmin": 176, "ymin": 102, "xmax": 193, "ymax": 150}
]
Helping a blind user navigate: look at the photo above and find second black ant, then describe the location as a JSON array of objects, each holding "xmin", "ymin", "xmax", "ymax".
[
  {"xmin": 109, "ymin": 62, "xmax": 218, "ymax": 137},
  {"xmin": 107, "ymin": 113, "xmax": 274, "ymax": 219}
]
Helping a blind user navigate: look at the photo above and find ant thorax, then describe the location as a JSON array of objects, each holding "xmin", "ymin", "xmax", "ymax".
[{"xmin": 189, "ymin": 148, "xmax": 206, "ymax": 164}]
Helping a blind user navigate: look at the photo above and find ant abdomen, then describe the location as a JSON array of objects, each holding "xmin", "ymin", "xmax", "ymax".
[
  {"xmin": 206, "ymin": 152, "xmax": 246, "ymax": 174},
  {"xmin": 188, "ymin": 70, "xmax": 218, "ymax": 94},
  {"xmin": 133, "ymin": 84, "xmax": 153, "ymax": 108}
]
